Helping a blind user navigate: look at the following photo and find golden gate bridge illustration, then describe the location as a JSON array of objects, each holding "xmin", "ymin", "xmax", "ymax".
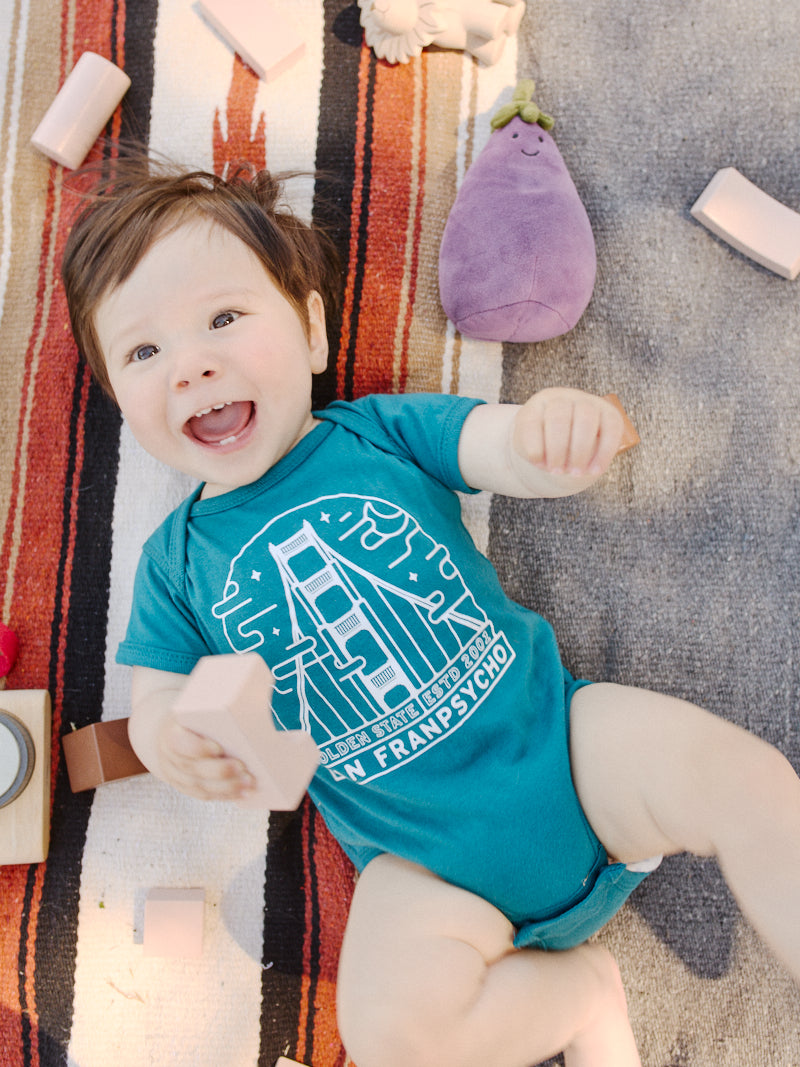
[{"xmin": 214, "ymin": 500, "xmax": 496, "ymax": 750}]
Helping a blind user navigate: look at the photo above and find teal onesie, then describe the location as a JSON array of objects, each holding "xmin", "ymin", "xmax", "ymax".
[{"xmin": 118, "ymin": 392, "xmax": 652, "ymax": 949}]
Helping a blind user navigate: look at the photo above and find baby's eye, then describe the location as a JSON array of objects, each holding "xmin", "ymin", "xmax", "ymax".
[
  {"xmin": 130, "ymin": 343, "xmax": 160, "ymax": 363},
  {"xmin": 211, "ymin": 310, "xmax": 239, "ymax": 329}
]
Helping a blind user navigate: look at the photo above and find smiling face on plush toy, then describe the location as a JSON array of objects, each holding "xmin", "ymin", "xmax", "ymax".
[
  {"xmin": 472, "ymin": 115, "xmax": 562, "ymax": 191},
  {"xmin": 495, "ymin": 117, "xmax": 561, "ymax": 178},
  {"xmin": 509, "ymin": 124, "xmax": 547, "ymax": 157}
]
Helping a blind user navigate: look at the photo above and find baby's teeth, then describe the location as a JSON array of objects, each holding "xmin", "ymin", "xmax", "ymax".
[{"xmin": 194, "ymin": 402, "xmax": 232, "ymax": 417}]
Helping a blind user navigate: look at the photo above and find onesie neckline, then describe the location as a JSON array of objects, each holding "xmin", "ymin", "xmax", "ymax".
[{"xmin": 188, "ymin": 417, "xmax": 335, "ymax": 516}]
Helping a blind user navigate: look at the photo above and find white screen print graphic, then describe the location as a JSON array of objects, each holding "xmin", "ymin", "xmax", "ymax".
[{"xmin": 211, "ymin": 496, "xmax": 514, "ymax": 782}]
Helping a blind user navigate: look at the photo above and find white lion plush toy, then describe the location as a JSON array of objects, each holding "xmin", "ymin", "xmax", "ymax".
[{"xmin": 357, "ymin": 0, "xmax": 526, "ymax": 65}]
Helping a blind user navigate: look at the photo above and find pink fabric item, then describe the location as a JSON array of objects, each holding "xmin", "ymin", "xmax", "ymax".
[{"xmin": 0, "ymin": 622, "xmax": 19, "ymax": 679}]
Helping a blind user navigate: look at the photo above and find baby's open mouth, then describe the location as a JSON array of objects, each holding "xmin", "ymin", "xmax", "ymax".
[{"xmin": 185, "ymin": 400, "xmax": 255, "ymax": 446}]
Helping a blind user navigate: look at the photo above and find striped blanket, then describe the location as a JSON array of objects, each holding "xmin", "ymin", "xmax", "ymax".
[{"xmin": 2, "ymin": 1, "xmax": 799, "ymax": 1065}]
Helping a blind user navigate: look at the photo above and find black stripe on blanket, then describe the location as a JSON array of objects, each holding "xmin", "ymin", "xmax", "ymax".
[
  {"xmin": 313, "ymin": 0, "xmax": 373, "ymax": 409},
  {"xmin": 34, "ymin": 4, "xmax": 159, "ymax": 1059}
]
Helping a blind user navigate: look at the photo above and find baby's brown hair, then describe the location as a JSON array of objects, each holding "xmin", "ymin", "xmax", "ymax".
[{"xmin": 61, "ymin": 156, "xmax": 341, "ymax": 399}]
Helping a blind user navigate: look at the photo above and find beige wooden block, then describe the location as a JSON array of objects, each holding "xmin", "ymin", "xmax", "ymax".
[
  {"xmin": 143, "ymin": 887, "xmax": 205, "ymax": 958},
  {"xmin": 0, "ymin": 690, "xmax": 51, "ymax": 865},
  {"xmin": 691, "ymin": 167, "xmax": 800, "ymax": 280},
  {"xmin": 275, "ymin": 1059, "xmax": 309, "ymax": 1067},
  {"xmin": 173, "ymin": 654, "xmax": 319, "ymax": 810},
  {"xmin": 197, "ymin": 0, "xmax": 305, "ymax": 81},
  {"xmin": 30, "ymin": 52, "xmax": 130, "ymax": 169}
]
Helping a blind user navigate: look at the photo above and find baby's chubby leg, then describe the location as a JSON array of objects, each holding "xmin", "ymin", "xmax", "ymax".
[
  {"xmin": 337, "ymin": 854, "xmax": 641, "ymax": 1067},
  {"xmin": 570, "ymin": 682, "xmax": 800, "ymax": 984}
]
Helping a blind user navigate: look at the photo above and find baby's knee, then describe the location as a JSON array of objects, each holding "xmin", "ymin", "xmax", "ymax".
[
  {"xmin": 338, "ymin": 997, "xmax": 470, "ymax": 1067},
  {"xmin": 713, "ymin": 727, "xmax": 798, "ymax": 805},
  {"xmin": 733, "ymin": 737, "xmax": 800, "ymax": 814},
  {"xmin": 578, "ymin": 942, "xmax": 630, "ymax": 1014},
  {"xmin": 338, "ymin": 945, "xmax": 490, "ymax": 1067}
]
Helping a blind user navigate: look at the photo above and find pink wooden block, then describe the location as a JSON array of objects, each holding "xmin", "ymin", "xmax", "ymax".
[
  {"xmin": 143, "ymin": 887, "xmax": 205, "ymax": 958},
  {"xmin": 30, "ymin": 52, "xmax": 131, "ymax": 170},
  {"xmin": 197, "ymin": 0, "xmax": 305, "ymax": 82},
  {"xmin": 691, "ymin": 167, "xmax": 800, "ymax": 280},
  {"xmin": 173, "ymin": 654, "xmax": 319, "ymax": 810},
  {"xmin": 275, "ymin": 1060, "xmax": 309, "ymax": 1067}
]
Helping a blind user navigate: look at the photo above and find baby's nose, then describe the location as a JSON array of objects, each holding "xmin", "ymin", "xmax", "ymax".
[{"xmin": 171, "ymin": 354, "xmax": 219, "ymax": 389}]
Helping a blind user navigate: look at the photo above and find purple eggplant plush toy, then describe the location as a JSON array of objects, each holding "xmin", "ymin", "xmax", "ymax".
[{"xmin": 439, "ymin": 80, "xmax": 596, "ymax": 343}]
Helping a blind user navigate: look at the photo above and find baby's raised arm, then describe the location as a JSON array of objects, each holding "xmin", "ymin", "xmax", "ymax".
[
  {"xmin": 457, "ymin": 387, "xmax": 624, "ymax": 498},
  {"xmin": 128, "ymin": 664, "xmax": 256, "ymax": 800}
]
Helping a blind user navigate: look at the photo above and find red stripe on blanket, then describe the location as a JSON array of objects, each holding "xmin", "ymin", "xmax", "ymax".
[
  {"xmin": 0, "ymin": 1, "xmax": 127, "ymax": 1061},
  {"xmin": 0, "ymin": 171, "xmax": 74, "ymax": 1067},
  {"xmin": 298, "ymin": 806, "xmax": 353, "ymax": 1067},
  {"xmin": 337, "ymin": 44, "xmax": 374, "ymax": 402},
  {"xmin": 394, "ymin": 57, "xmax": 429, "ymax": 395},
  {"xmin": 213, "ymin": 57, "xmax": 267, "ymax": 176},
  {"xmin": 349, "ymin": 60, "xmax": 421, "ymax": 398}
]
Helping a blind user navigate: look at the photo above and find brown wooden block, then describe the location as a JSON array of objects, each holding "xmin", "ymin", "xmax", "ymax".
[
  {"xmin": 603, "ymin": 393, "xmax": 640, "ymax": 454},
  {"xmin": 0, "ymin": 690, "xmax": 51, "ymax": 865},
  {"xmin": 62, "ymin": 718, "xmax": 147, "ymax": 793}
]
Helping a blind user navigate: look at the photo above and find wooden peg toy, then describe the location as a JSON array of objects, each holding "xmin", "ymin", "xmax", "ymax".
[
  {"xmin": 173, "ymin": 653, "xmax": 319, "ymax": 810},
  {"xmin": 62, "ymin": 717, "xmax": 148, "ymax": 793},
  {"xmin": 275, "ymin": 1058, "xmax": 309, "ymax": 1067},
  {"xmin": 0, "ymin": 690, "xmax": 51, "ymax": 865},
  {"xmin": 603, "ymin": 393, "xmax": 640, "ymax": 454},
  {"xmin": 691, "ymin": 167, "xmax": 800, "ymax": 280},
  {"xmin": 196, "ymin": 0, "xmax": 305, "ymax": 82},
  {"xmin": 143, "ymin": 887, "xmax": 205, "ymax": 958},
  {"xmin": 30, "ymin": 52, "xmax": 131, "ymax": 170}
]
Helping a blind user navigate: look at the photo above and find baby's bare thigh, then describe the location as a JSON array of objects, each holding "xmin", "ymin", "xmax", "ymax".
[
  {"xmin": 339, "ymin": 854, "xmax": 515, "ymax": 975},
  {"xmin": 569, "ymin": 681, "xmax": 748, "ymax": 862},
  {"xmin": 337, "ymin": 856, "xmax": 515, "ymax": 1034}
]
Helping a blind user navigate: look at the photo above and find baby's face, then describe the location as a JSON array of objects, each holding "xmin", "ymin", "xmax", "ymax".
[{"xmin": 94, "ymin": 218, "xmax": 328, "ymax": 497}]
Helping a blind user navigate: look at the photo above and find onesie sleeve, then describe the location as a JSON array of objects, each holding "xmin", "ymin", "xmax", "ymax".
[
  {"xmin": 316, "ymin": 393, "xmax": 484, "ymax": 493},
  {"xmin": 116, "ymin": 541, "xmax": 212, "ymax": 675}
]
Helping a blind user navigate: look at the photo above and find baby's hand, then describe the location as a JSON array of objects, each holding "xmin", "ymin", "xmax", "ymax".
[
  {"xmin": 513, "ymin": 388, "xmax": 623, "ymax": 480},
  {"xmin": 156, "ymin": 716, "xmax": 256, "ymax": 801}
]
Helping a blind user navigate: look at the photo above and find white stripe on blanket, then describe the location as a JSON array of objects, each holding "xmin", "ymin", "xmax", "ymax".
[{"xmin": 0, "ymin": 0, "xmax": 30, "ymax": 313}]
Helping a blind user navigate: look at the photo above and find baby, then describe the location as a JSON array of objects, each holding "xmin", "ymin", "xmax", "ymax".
[{"xmin": 62, "ymin": 160, "xmax": 800, "ymax": 1067}]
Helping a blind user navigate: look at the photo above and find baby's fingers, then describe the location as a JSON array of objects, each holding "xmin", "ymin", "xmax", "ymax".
[
  {"xmin": 544, "ymin": 397, "xmax": 603, "ymax": 473},
  {"xmin": 162, "ymin": 722, "xmax": 255, "ymax": 800},
  {"xmin": 167, "ymin": 720, "xmax": 222, "ymax": 759},
  {"xmin": 542, "ymin": 394, "xmax": 623, "ymax": 475},
  {"xmin": 587, "ymin": 399, "xmax": 625, "ymax": 474}
]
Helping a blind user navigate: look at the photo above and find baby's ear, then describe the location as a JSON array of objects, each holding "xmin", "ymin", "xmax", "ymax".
[{"xmin": 306, "ymin": 290, "xmax": 328, "ymax": 373}]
